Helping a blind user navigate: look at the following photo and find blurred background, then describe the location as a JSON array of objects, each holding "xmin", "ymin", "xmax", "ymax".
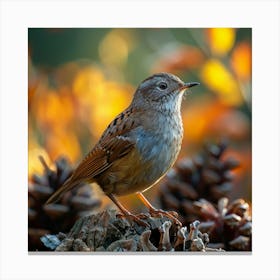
[{"xmin": 28, "ymin": 28, "xmax": 251, "ymax": 249}]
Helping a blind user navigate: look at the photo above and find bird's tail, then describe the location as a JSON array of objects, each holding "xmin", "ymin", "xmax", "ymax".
[{"xmin": 45, "ymin": 176, "xmax": 80, "ymax": 204}]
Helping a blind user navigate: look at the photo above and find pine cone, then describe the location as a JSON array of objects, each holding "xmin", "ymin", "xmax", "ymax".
[
  {"xmin": 194, "ymin": 197, "xmax": 252, "ymax": 251},
  {"xmin": 159, "ymin": 140, "xmax": 240, "ymax": 225},
  {"xmin": 28, "ymin": 156, "xmax": 101, "ymax": 251}
]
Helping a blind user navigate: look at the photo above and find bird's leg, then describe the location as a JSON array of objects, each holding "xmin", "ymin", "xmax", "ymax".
[
  {"xmin": 136, "ymin": 192, "xmax": 182, "ymax": 226},
  {"xmin": 107, "ymin": 194, "xmax": 148, "ymax": 227}
]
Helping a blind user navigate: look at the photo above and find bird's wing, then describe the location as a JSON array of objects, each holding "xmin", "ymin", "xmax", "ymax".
[
  {"xmin": 70, "ymin": 107, "xmax": 139, "ymax": 182},
  {"xmin": 71, "ymin": 135, "xmax": 135, "ymax": 181}
]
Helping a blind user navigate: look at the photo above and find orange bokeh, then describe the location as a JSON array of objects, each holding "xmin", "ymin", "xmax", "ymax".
[{"xmin": 231, "ymin": 41, "xmax": 252, "ymax": 81}]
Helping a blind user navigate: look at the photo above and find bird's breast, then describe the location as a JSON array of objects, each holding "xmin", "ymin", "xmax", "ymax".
[{"xmin": 134, "ymin": 112, "xmax": 183, "ymax": 186}]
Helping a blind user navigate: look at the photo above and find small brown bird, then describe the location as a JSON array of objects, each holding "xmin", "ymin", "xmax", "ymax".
[{"xmin": 46, "ymin": 73, "xmax": 199, "ymax": 226}]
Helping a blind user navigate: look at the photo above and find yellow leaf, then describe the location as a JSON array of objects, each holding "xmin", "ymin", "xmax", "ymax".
[
  {"xmin": 200, "ymin": 59, "xmax": 243, "ymax": 106},
  {"xmin": 207, "ymin": 28, "xmax": 235, "ymax": 56}
]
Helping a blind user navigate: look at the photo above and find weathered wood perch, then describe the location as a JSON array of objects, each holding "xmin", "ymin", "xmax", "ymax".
[{"xmin": 41, "ymin": 209, "xmax": 224, "ymax": 252}]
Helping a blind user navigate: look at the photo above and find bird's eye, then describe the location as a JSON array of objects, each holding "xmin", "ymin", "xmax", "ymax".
[{"xmin": 158, "ymin": 82, "xmax": 168, "ymax": 90}]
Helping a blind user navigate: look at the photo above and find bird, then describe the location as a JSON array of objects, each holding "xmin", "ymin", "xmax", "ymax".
[{"xmin": 46, "ymin": 72, "xmax": 199, "ymax": 227}]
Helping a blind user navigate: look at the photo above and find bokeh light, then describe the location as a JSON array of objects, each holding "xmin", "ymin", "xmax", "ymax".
[{"xmin": 28, "ymin": 28, "xmax": 252, "ymax": 208}]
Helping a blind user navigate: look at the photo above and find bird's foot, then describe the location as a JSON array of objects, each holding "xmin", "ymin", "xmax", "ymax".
[
  {"xmin": 116, "ymin": 212, "xmax": 149, "ymax": 228},
  {"xmin": 135, "ymin": 193, "xmax": 182, "ymax": 226},
  {"xmin": 149, "ymin": 208, "xmax": 182, "ymax": 227},
  {"xmin": 135, "ymin": 213, "xmax": 151, "ymax": 219}
]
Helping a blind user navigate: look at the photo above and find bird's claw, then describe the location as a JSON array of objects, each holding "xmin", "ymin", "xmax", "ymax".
[
  {"xmin": 116, "ymin": 212, "xmax": 149, "ymax": 228},
  {"xmin": 149, "ymin": 208, "xmax": 182, "ymax": 227}
]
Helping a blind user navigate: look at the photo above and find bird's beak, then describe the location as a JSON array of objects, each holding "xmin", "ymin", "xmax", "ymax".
[{"xmin": 181, "ymin": 82, "xmax": 200, "ymax": 90}]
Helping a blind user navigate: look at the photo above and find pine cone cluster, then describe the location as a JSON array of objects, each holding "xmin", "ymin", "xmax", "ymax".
[
  {"xmin": 159, "ymin": 140, "xmax": 240, "ymax": 225},
  {"xmin": 28, "ymin": 156, "xmax": 101, "ymax": 251},
  {"xmin": 195, "ymin": 197, "xmax": 251, "ymax": 251},
  {"xmin": 158, "ymin": 140, "xmax": 252, "ymax": 251}
]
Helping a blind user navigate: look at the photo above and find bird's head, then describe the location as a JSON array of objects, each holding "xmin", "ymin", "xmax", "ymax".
[{"xmin": 132, "ymin": 72, "xmax": 199, "ymax": 112}]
